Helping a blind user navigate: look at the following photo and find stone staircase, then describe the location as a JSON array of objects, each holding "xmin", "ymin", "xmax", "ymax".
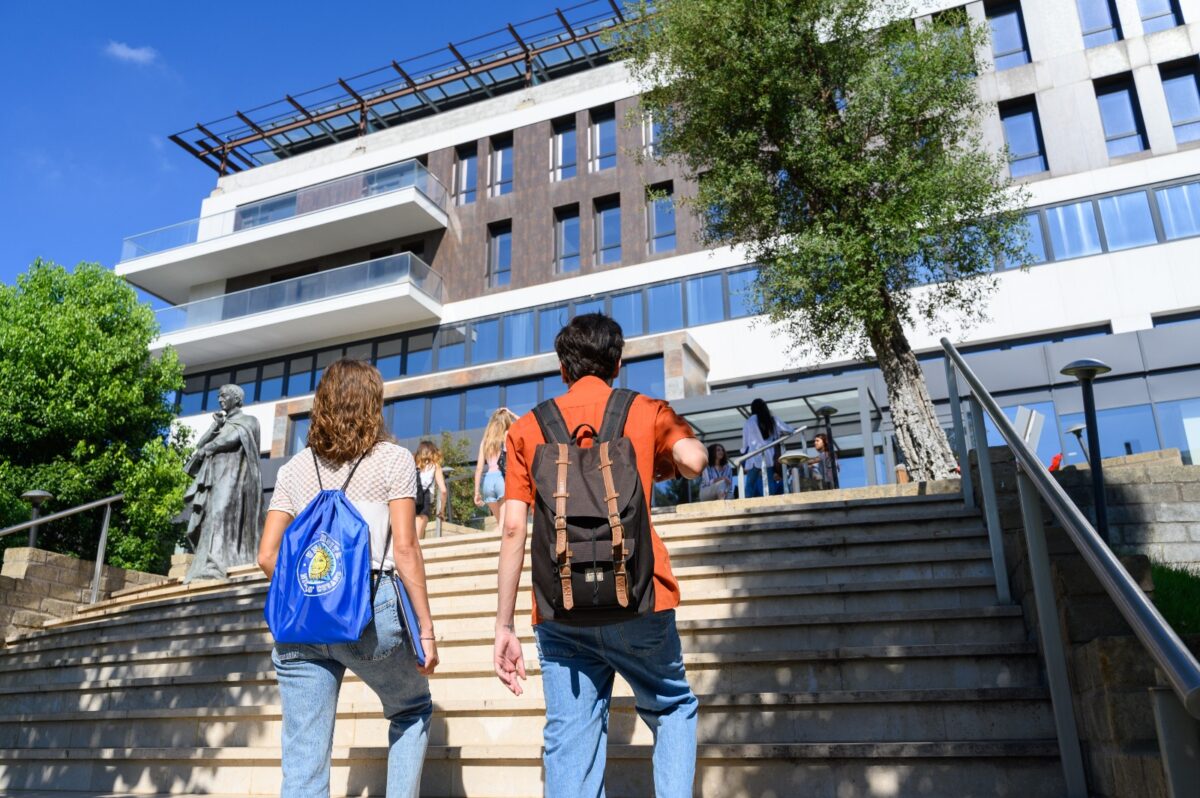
[{"xmin": 0, "ymin": 487, "xmax": 1067, "ymax": 797}]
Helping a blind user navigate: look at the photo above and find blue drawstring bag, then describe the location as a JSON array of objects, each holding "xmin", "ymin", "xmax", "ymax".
[{"xmin": 265, "ymin": 451, "xmax": 374, "ymax": 644}]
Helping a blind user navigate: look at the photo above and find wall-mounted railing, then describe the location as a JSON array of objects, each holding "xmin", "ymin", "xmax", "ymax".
[
  {"xmin": 120, "ymin": 158, "xmax": 448, "ymax": 262},
  {"xmin": 155, "ymin": 252, "xmax": 443, "ymax": 335}
]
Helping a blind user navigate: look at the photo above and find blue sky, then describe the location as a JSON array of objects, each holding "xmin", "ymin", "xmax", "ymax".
[{"xmin": 0, "ymin": 0, "xmax": 557, "ymax": 290}]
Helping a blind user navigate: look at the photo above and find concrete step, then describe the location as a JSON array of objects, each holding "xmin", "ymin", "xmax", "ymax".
[{"xmin": 0, "ymin": 740, "xmax": 1064, "ymax": 797}]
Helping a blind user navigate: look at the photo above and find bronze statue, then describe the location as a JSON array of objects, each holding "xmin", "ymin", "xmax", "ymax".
[{"xmin": 182, "ymin": 384, "xmax": 262, "ymax": 583}]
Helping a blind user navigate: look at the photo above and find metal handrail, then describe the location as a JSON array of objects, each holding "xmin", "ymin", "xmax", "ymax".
[
  {"xmin": 733, "ymin": 426, "xmax": 808, "ymax": 498},
  {"xmin": 941, "ymin": 337, "xmax": 1200, "ymax": 718}
]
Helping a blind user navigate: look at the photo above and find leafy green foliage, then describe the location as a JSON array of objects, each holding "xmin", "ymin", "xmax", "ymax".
[
  {"xmin": 0, "ymin": 260, "xmax": 189, "ymax": 573},
  {"xmin": 437, "ymin": 431, "xmax": 480, "ymax": 527}
]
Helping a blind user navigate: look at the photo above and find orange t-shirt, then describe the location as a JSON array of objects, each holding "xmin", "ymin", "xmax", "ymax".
[{"xmin": 504, "ymin": 375, "xmax": 694, "ymax": 624}]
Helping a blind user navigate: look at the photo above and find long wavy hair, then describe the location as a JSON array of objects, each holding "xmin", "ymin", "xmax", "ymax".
[
  {"xmin": 414, "ymin": 439, "xmax": 442, "ymax": 470},
  {"xmin": 307, "ymin": 358, "xmax": 390, "ymax": 464},
  {"xmin": 482, "ymin": 407, "xmax": 518, "ymax": 459}
]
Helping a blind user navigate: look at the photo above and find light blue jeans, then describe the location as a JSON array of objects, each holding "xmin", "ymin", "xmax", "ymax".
[
  {"xmin": 271, "ymin": 578, "xmax": 431, "ymax": 798},
  {"xmin": 534, "ymin": 609, "xmax": 698, "ymax": 798}
]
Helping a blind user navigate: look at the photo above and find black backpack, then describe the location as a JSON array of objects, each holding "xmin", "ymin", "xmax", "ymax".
[{"xmin": 530, "ymin": 388, "xmax": 655, "ymax": 625}]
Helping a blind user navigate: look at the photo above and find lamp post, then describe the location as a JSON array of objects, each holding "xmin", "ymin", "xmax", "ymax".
[
  {"xmin": 1067, "ymin": 424, "xmax": 1089, "ymax": 465},
  {"xmin": 816, "ymin": 405, "xmax": 839, "ymax": 489},
  {"xmin": 20, "ymin": 490, "xmax": 54, "ymax": 548},
  {"xmin": 1061, "ymin": 358, "xmax": 1111, "ymax": 542}
]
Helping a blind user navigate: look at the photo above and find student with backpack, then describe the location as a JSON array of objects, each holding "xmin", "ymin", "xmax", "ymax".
[
  {"xmin": 492, "ymin": 313, "xmax": 708, "ymax": 797},
  {"xmin": 474, "ymin": 406, "xmax": 517, "ymax": 528},
  {"xmin": 257, "ymin": 358, "xmax": 438, "ymax": 798}
]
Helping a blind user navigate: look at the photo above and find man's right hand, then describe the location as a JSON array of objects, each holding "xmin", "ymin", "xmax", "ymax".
[{"xmin": 494, "ymin": 625, "xmax": 527, "ymax": 696}]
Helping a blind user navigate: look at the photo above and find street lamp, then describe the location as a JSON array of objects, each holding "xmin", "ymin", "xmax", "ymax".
[
  {"xmin": 20, "ymin": 490, "xmax": 53, "ymax": 548},
  {"xmin": 1067, "ymin": 424, "xmax": 1089, "ymax": 465},
  {"xmin": 1060, "ymin": 358, "xmax": 1111, "ymax": 542},
  {"xmin": 816, "ymin": 405, "xmax": 839, "ymax": 489}
]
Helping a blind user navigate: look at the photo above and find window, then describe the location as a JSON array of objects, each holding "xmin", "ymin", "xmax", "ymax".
[
  {"xmin": 1077, "ymin": 0, "xmax": 1122, "ymax": 47},
  {"xmin": 648, "ymin": 183, "xmax": 677, "ymax": 255},
  {"xmin": 375, "ymin": 338, "xmax": 403, "ymax": 380},
  {"xmin": 1156, "ymin": 397, "xmax": 1200, "ymax": 465},
  {"xmin": 573, "ymin": 298, "xmax": 604, "ymax": 317},
  {"xmin": 1155, "ymin": 181, "xmax": 1200, "ymax": 239},
  {"xmin": 438, "ymin": 325, "xmax": 467, "ymax": 370},
  {"xmin": 595, "ymin": 196, "xmax": 622, "ymax": 265},
  {"xmin": 204, "ymin": 372, "xmax": 231, "ymax": 411},
  {"xmin": 987, "ymin": 1, "xmax": 1031, "ymax": 71},
  {"xmin": 505, "ymin": 380, "xmax": 539, "ymax": 417},
  {"xmin": 313, "ymin": 348, "xmax": 340, "ymax": 386},
  {"xmin": 490, "ymin": 135, "xmax": 513, "ymax": 196},
  {"xmin": 286, "ymin": 356, "xmax": 313, "ymax": 396},
  {"xmin": 611, "ymin": 290, "xmax": 645, "ymax": 337},
  {"xmin": 1002, "ymin": 212, "xmax": 1048, "ymax": 268},
  {"xmin": 1000, "ymin": 97, "xmax": 1048, "ymax": 176},
  {"xmin": 647, "ymin": 282, "xmax": 683, "ymax": 333},
  {"xmin": 406, "ymin": 332, "xmax": 434, "ymax": 376},
  {"xmin": 489, "ymin": 221, "xmax": 512, "ymax": 287},
  {"xmin": 179, "ymin": 375, "xmax": 205, "ymax": 416},
  {"xmin": 555, "ymin": 206, "xmax": 581, "ymax": 273},
  {"xmin": 621, "ymin": 358, "xmax": 665, "ymax": 399},
  {"xmin": 983, "ymin": 401, "xmax": 1062, "ymax": 467},
  {"xmin": 471, "ymin": 318, "xmax": 500, "ymax": 365},
  {"xmin": 1161, "ymin": 60, "xmax": 1200, "ymax": 144},
  {"xmin": 503, "ymin": 311, "xmax": 535, "ymax": 360},
  {"xmin": 643, "ymin": 114, "xmax": 663, "ymax": 157},
  {"xmin": 1138, "ymin": 0, "xmax": 1182, "ymax": 33},
  {"xmin": 551, "ymin": 117, "xmax": 577, "ymax": 180},
  {"xmin": 287, "ymin": 415, "xmax": 311, "ymax": 457},
  {"xmin": 686, "ymin": 273, "xmax": 725, "ymax": 326},
  {"xmin": 455, "ymin": 144, "xmax": 477, "ymax": 205},
  {"xmin": 429, "ymin": 394, "xmax": 461, "ymax": 435},
  {"xmin": 465, "ymin": 385, "xmax": 501, "ymax": 429},
  {"xmin": 1097, "ymin": 190, "xmax": 1158, "ymax": 250},
  {"xmin": 1096, "ymin": 76, "xmax": 1148, "ymax": 157},
  {"xmin": 259, "ymin": 362, "xmax": 284, "ymax": 402},
  {"xmin": 728, "ymin": 267, "xmax": 759, "ymax": 318},
  {"xmin": 1059, "ymin": 404, "xmax": 1160, "ymax": 465},
  {"xmin": 1045, "ymin": 200, "xmax": 1103, "ymax": 259},
  {"xmin": 235, "ymin": 367, "xmax": 258, "ymax": 404},
  {"xmin": 387, "ymin": 397, "xmax": 424, "ymax": 440},
  {"xmin": 589, "ymin": 106, "xmax": 617, "ymax": 171},
  {"xmin": 538, "ymin": 305, "xmax": 568, "ymax": 353},
  {"xmin": 1154, "ymin": 310, "xmax": 1200, "ymax": 327},
  {"xmin": 542, "ymin": 373, "xmax": 565, "ymax": 402}
]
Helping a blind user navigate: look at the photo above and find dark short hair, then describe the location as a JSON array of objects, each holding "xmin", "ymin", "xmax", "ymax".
[{"xmin": 555, "ymin": 313, "xmax": 624, "ymax": 384}]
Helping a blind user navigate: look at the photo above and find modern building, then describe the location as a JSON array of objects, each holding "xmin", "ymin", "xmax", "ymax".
[{"xmin": 116, "ymin": 0, "xmax": 1200, "ymax": 506}]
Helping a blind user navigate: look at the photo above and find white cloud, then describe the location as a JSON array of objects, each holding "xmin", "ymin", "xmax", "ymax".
[{"xmin": 104, "ymin": 41, "xmax": 158, "ymax": 66}]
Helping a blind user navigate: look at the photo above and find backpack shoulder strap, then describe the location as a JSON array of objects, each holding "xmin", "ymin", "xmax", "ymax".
[
  {"xmin": 598, "ymin": 388, "xmax": 638, "ymax": 442},
  {"xmin": 311, "ymin": 449, "xmax": 324, "ymax": 491},
  {"xmin": 339, "ymin": 449, "xmax": 371, "ymax": 492},
  {"xmin": 532, "ymin": 398, "xmax": 570, "ymax": 445}
]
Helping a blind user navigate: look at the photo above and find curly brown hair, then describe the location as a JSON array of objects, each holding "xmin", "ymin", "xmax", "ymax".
[{"xmin": 307, "ymin": 358, "xmax": 391, "ymax": 464}]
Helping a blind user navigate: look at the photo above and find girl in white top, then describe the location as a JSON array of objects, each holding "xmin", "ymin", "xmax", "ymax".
[
  {"xmin": 740, "ymin": 397, "xmax": 794, "ymax": 498},
  {"xmin": 413, "ymin": 439, "xmax": 447, "ymax": 540}
]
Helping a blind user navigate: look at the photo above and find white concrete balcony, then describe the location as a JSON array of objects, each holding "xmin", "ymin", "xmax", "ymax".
[
  {"xmin": 152, "ymin": 253, "xmax": 443, "ymax": 367},
  {"xmin": 117, "ymin": 159, "xmax": 449, "ymax": 303}
]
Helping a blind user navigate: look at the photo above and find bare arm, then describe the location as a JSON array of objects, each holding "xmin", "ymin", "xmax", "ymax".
[
  {"xmin": 473, "ymin": 441, "xmax": 486, "ymax": 506},
  {"xmin": 434, "ymin": 468, "xmax": 447, "ymax": 516},
  {"xmin": 390, "ymin": 496, "xmax": 438, "ymax": 675},
  {"xmin": 494, "ymin": 498, "xmax": 529, "ymax": 696},
  {"xmin": 257, "ymin": 509, "xmax": 292, "ymax": 578},
  {"xmin": 673, "ymin": 437, "xmax": 708, "ymax": 479}
]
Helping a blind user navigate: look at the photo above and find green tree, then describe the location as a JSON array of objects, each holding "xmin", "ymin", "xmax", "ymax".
[
  {"xmin": 0, "ymin": 260, "xmax": 189, "ymax": 572},
  {"xmin": 622, "ymin": 0, "xmax": 1029, "ymax": 479},
  {"xmin": 437, "ymin": 431, "xmax": 479, "ymax": 526}
]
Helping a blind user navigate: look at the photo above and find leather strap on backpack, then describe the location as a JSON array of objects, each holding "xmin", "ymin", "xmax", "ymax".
[
  {"xmin": 553, "ymin": 443, "xmax": 574, "ymax": 610},
  {"xmin": 597, "ymin": 441, "xmax": 629, "ymax": 608}
]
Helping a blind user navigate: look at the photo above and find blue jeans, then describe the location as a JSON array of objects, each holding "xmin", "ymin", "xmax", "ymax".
[
  {"xmin": 272, "ymin": 578, "xmax": 431, "ymax": 798},
  {"xmin": 742, "ymin": 467, "xmax": 783, "ymax": 498},
  {"xmin": 534, "ymin": 609, "xmax": 698, "ymax": 798}
]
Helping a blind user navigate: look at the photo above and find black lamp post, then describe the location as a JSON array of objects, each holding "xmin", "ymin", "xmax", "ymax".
[
  {"xmin": 1060, "ymin": 358, "xmax": 1111, "ymax": 542},
  {"xmin": 20, "ymin": 490, "xmax": 53, "ymax": 548},
  {"xmin": 816, "ymin": 405, "xmax": 839, "ymax": 489}
]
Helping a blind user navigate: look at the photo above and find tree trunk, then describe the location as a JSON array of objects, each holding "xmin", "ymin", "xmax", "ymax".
[{"xmin": 867, "ymin": 304, "xmax": 959, "ymax": 482}]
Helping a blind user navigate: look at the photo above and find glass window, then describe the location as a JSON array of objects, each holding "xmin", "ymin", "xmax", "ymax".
[
  {"xmin": 1096, "ymin": 77, "xmax": 1148, "ymax": 157},
  {"xmin": 647, "ymin": 282, "xmax": 684, "ymax": 333},
  {"xmin": 286, "ymin": 356, "xmax": 313, "ymax": 396},
  {"xmin": 259, "ymin": 361, "xmax": 284, "ymax": 402},
  {"xmin": 313, "ymin": 348, "xmax": 341, "ymax": 387},
  {"xmin": 204, "ymin": 372, "xmax": 231, "ymax": 411},
  {"xmin": 1002, "ymin": 212, "xmax": 1048, "ymax": 268},
  {"xmin": 438, "ymin": 325, "xmax": 467, "ymax": 370},
  {"xmin": 728, "ymin": 267, "xmax": 760, "ymax": 318},
  {"xmin": 552, "ymin": 117, "xmax": 576, "ymax": 181},
  {"xmin": 541, "ymin": 373, "xmax": 565, "ymax": 402},
  {"xmin": 407, "ymin": 331, "xmax": 434, "ymax": 376},
  {"xmin": 611, "ymin": 290, "xmax": 645, "ymax": 337},
  {"xmin": 987, "ymin": 1, "xmax": 1031, "ymax": 71},
  {"xmin": 489, "ymin": 222, "xmax": 512, "ymax": 287},
  {"xmin": 686, "ymin": 273, "xmax": 725, "ymax": 326},
  {"xmin": 573, "ymin": 299, "xmax": 605, "ymax": 317},
  {"xmin": 1155, "ymin": 182, "xmax": 1200, "ymax": 240},
  {"xmin": 1097, "ymin": 191, "xmax": 1158, "ymax": 251},
  {"xmin": 1000, "ymin": 98, "xmax": 1048, "ymax": 176},
  {"xmin": 345, "ymin": 343, "xmax": 371, "ymax": 363},
  {"xmin": 465, "ymin": 385, "xmax": 501, "ymax": 430},
  {"xmin": 1156, "ymin": 397, "xmax": 1200, "ymax": 465},
  {"xmin": 1161, "ymin": 61, "xmax": 1200, "ymax": 144},
  {"xmin": 1077, "ymin": 0, "xmax": 1122, "ymax": 47},
  {"xmin": 387, "ymin": 397, "xmax": 424, "ymax": 440},
  {"xmin": 983, "ymin": 401, "xmax": 1062, "ymax": 466},
  {"xmin": 648, "ymin": 184, "xmax": 676, "ymax": 254},
  {"xmin": 1139, "ymin": 0, "xmax": 1182, "ymax": 33},
  {"xmin": 179, "ymin": 375, "xmax": 205, "ymax": 416},
  {"xmin": 595, "ymin": 197, "xmax": 622, "ymax": 265},
  {"xmin": 471, "ymin": 318, "xmax": 500, "ymax": 365},
  {"xmin": 375, "ymin": 338, "xmax": 403, "ymax": 380},
  {"xmin": 1059, "ymin": 404, "xmax": 1160, "ymax": 465},
  {"xmin": 1045, "ymin": 200, "xmax": 1103, "ymax": 259},
  {"xmin": 622, "ymin": 358, "xmax": 665, "ymax": 399},
  {"xmin": 539, "ymin": 305, "xmax": 568, "ymax": 353},
  {"xmin": 490, "ymin": 135, "xmax": 513, "ymax": 197},
  {"xmin": 287, "ymin": 415, "xmax": 311, "ymax": 457},
  {"xmin": 429, "ymin": 393, "xmax": 461, "ymax": 435},
  {"xmin": 503, "ymin": 311, "xmax": 535, "ymax": 360},
  {"xmin": 455, "ymin": 144, "xmax": 477, "ymax": 205},
  {"xmin": 555, "ymin": 206, "xmax": 581, "ymax": 273},
  {"xmin": 505, "ymin": 379, "xmax": 539, "ymax": 417},
  {"xmin": 235, "ymin": 367, "xmax": 258, "ymax": 404},
  {"xmin": 643, "ymin": 114, "xmax": 664, "ymax": 157},
  {"xmin": 590, "ymin": 106, "xmax": 617, "ymax": 171}
]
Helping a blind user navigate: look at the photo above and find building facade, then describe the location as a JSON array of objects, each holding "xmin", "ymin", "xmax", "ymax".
[{"xmin": 117, "ymin": 0, "xmax": 1200, "ymax": 499}]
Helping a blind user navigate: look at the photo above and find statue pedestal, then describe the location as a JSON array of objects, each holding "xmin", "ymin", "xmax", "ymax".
[{"xmin": 168, "ymin": 553, "xmax": 194, "ymax": 582}]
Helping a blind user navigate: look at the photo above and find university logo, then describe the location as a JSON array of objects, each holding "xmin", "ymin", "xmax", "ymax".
[{"xmin": 297, "ymin": 533, "xmax": 343, "ymax": 596}]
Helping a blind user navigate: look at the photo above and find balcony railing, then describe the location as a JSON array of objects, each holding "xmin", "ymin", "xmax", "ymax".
[
  {"xmin": 155, "ymin": 252, "xmax": 442, "ymax": 335},
  {"xmin": 121, "ymin": 159, "xmax": 448, "ymax": 262}
]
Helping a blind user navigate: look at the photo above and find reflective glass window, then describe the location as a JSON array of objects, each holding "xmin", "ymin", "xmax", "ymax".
[
  {"xmin": 471, "ymin": 318, "xmax": 500, "ymax": 365},
  {"xmin": 539, "ymin": 305, "xmax": 568, "ymax": 353},
  {"xmin": 1139, "ymin": 0, "xmax": 1182, "ymax": 33},
  {"xmin": 375, "ymin": 338, "xmax": 403, "ymax": 380},
  {"xmin": 728, "ymin": 268, "xmax": 760, "ymax": 318},
  {"xmin": 388, "ymin": 397, "xmax": 424, "ymax": 440},
  {"xmin": 286, "ymin": 356, "xmax": 313, "ymax": 396},
  {"xmin": 1077, "ymin": 0, "xmax": 1122, "ymax": 47},
  {"xmin": 205, "ymin": 372, "xmax": 231, "ymax": 411},
  {"xmin": 590, "ymin": 107, "xmax": 617, "ymax": 171},
  {"xmin": 429, "ymin": 393, "xmax": 461, "ymax": 435},
  {"xmin": 1000, "ymin": 98, "xmax": 1047, "ymax": 176},
  {"xmin": 489, "ymin": 222, "xmax": 512, "ymax": 287},
  {"xmin": 505, "ymin": 380, "xmax": 539, "ymax": 417},
  {"xmin": 503, "ymin": 311, "xmax": 535, "ymax": 360},
  {"xmin": 1096, "ymin": 77, "xmax": 1148, "ymax": 157},
  {"xmin": 611, "ymin": 290, "xmax": 644, "ymax": 336},
  {"xmin": 455, "ymin": 145, "xmax": 477, "ymax": 205},
  {"xmin": 259, "ymin": 362, "xmax": 284, "ymax": 402},
  {"xmin": 1045, "ymin": 200, "xmax": 1103, "ymax": 259},
  {"xmin": 1156, "ymin": 397, "xmax": 1200, "ymax": 465},
  {"xmin": 235, "ymin": 367, "xmax": 258, "ymax": 404},
  {"xmin": 313, "ymin": 348, "xmax": 341, "ymax": 387},
  {"xmin": 542, "ymin": 373, "xmax": 565, "ymax": 401},
  {"xmin": 983, "ymin": 401, "xmax": 1062, "ymax": 466},
  {"xmin": 407, "ymin": 332, "xmax": 434, "ymax": 376},
  {"xmin": 490, "ymin": 135, "xmax": 513, "ymax": 196},
  {"xmin": 1097, "ymin": 191, "xmax": 1158, "ymax": 251},
  {"xmin": 1161, "ymin": 61, "xmax": 1200, "ymax": 144},
  {"xmin": 555, "ymin": 206, "xmax": 581, "ymax": 273},
  {"xmin": 287, "ymin": 415, "xmax": 311, "ymax": 456},
  {"xmin": 552, "ymin": 117, "xmax": 577, "ymax": 181},
  {"xmin": 1002, "ymin": 212, "xmax": 1048, "ymax": 268},
  {"xmin": 686, "ymin": 273, "xmax": 725, "ymax": 325},
  {"xmin": 465, "ymin": 385, "xmax": 501, "ymax": 430},
  {"xmin": 1059, "ymin": 404, "xmax": 1160, "ymax": 465},
  {"xmin": 345, "ymin": 343, "xmax": 371, "ymax": 363},
  {"xmin": 647, "ymin": 282, "xmax": 684, "ymax": 333},
  {"xmin": 623, "ymin": 358, "xmax": 665, "ymax": 399},
  {"xmin": 595, "ymin": 197, "xmax": 622, "ymax": 265},
  {"xmin": 648, "ymin": 184, "xmax": 676, "ymax": 254},
  {"xmin": 574, "ymin": 298, "xmax": 604, "ymax": 317},
  {"xmin": 1155, "ymin": 182, "xmax": 1200, "ymax": 240},
  {"xmin": 987, "ymin": 2, "xmax": 1031, "ymax": 71},
  {"xmin": 179, "ymin": 375, "xmax": 205, "ymax": 416},
  {"xmin": 438, "ymin": 325, "xmax": 467, "ymax": 370}
]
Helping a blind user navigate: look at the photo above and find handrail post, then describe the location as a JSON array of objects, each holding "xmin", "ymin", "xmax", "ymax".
[
  {"xmin": 761, "ymin": 462, "xmax": 771, "ymax": 497},
  {"xmin": 944, "ymin": 358, "xmax": 975, "ymax": 509},
  {"xmin": 1151, "ymin": 686, "xmax": 1200, "ymax": 798},
  {"xmin": 89, "ymin": 503, "xmax": 114, "ymax": 605},
  {"xmin": 967, "ymin": 395, "xmax": 1012, "ymax": 605},
  {"xmin": 737, "ymin": 465, "xmax": 746, "ymax": 501},
  {"xmin": 1016, "ymin": 467, "xmax": 1088, "ymax": 797}
]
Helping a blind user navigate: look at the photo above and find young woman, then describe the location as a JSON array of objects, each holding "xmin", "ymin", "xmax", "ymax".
[
  {"xmin": 811, "ymin": 431, "xmax": 839, "ymax": 488},
  {"xmin": 258, "ymin": 358, "xmax": 438, "ymax": 798},
  {"xmin": 740, "ymin": 398, "xmax": 794, "ymax": 498},
  {"xmin": 474, "ymin": 407, "xmax": 517, "ymax": 528},
  {"xmin": 699, "ymin": 443, "xmax": 735, "ymax": 501},
  {"xmin": 413, "ymin": 440, "xmax": 447, "ymax": 540}
]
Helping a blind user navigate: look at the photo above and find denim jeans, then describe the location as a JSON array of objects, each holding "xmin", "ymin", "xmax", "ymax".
[
  {"xmin": 271, "ymin": 577, "xmax": 431, "ymax": 798},
  {"xmin": 742, "ymin": 467, "xmax": 782, "ymax": 498},
  {"xmin": 534, "ymin": 609, "xmax": 698, "ymax": 798}
]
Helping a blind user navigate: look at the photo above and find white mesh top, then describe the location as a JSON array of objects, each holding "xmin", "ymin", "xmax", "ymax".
[{"xmin": 269, "ymin": 441, "xmax": 417, "ymax": 570}]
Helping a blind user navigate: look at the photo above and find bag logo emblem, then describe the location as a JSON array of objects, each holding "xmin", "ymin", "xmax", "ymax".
[{"xmin": 298, "ymin": 533, "xmax": 343, "ymax": 596}]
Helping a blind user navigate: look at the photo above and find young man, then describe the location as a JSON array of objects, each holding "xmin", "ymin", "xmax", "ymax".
[{"xmin": 493, "ymin": 313, "xmax": 708, "ymax": 797}]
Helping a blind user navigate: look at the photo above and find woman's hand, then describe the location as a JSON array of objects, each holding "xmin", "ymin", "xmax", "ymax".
[
  {"xmin": 474, "ymin": 492, "xmax": 484, "ymax": 507},
  {"xmin": 417, "ymin": 636, "xmax": 439, "ymax": 676}
]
